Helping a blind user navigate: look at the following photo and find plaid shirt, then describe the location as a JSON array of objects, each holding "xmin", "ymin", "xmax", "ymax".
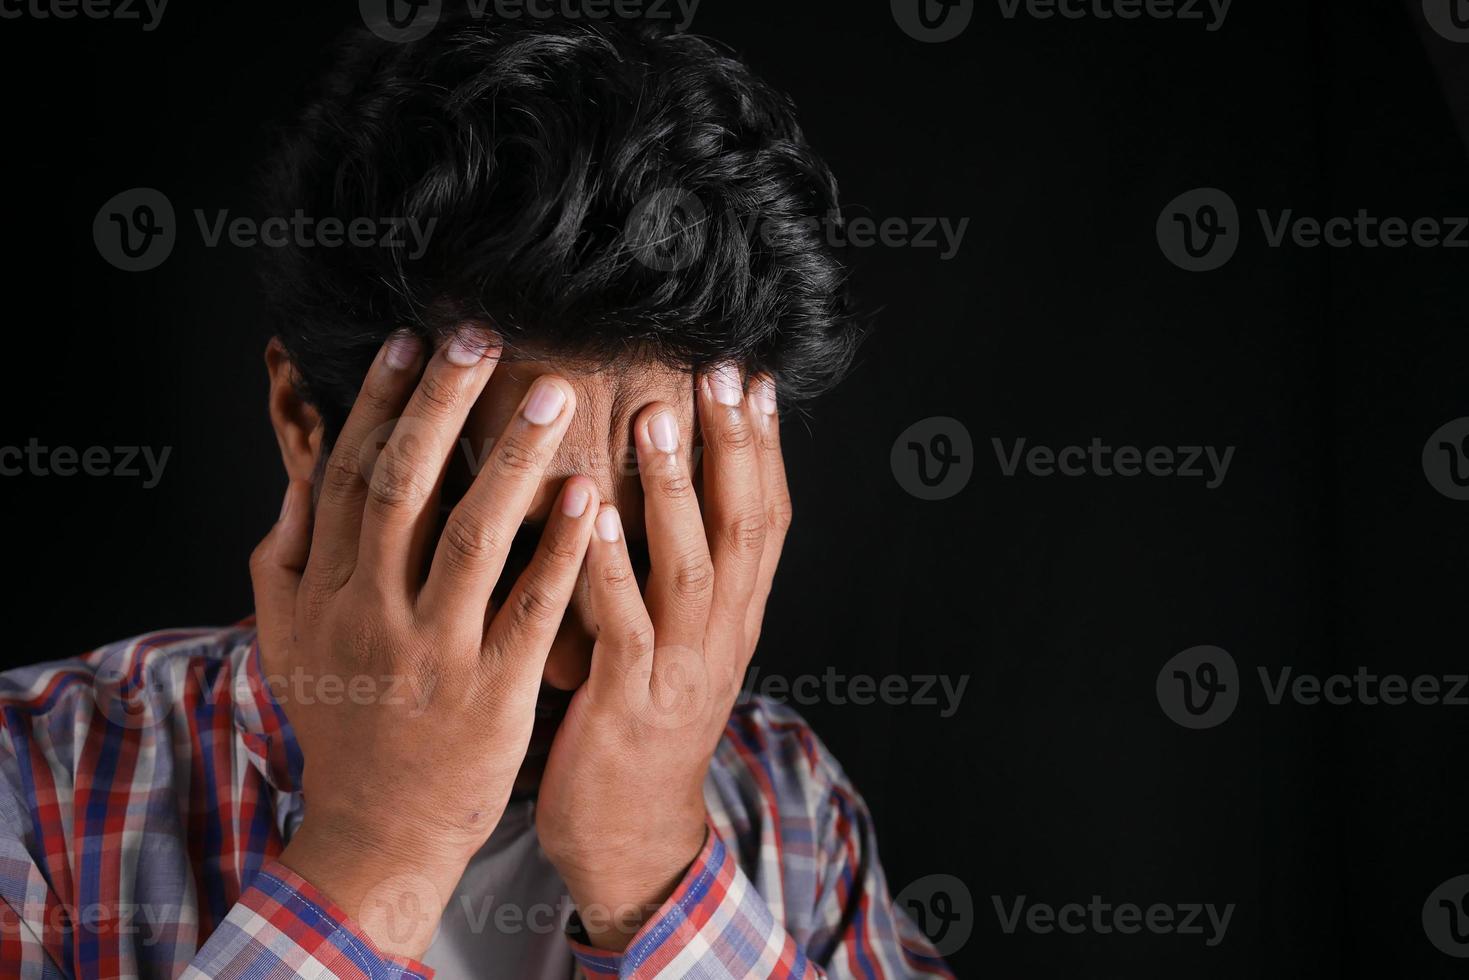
[{"xmin": 0, "ymin": 623, "xmax": 952, "ymax": 979}]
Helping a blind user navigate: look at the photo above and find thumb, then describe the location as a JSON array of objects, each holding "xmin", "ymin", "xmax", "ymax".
[{"xmin": 250, "ymin": 480, "xmax": 313, "ymax": 675}]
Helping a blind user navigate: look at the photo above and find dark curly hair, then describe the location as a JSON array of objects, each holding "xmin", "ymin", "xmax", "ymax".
[{"xmin": 258, "ymin": 13, "xmax": 861, "ymax": 441}]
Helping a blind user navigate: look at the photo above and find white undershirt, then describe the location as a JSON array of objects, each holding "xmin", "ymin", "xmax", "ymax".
[{"xmin": 420, "ymin": 797, "xmax": 577, "ymax": 980}]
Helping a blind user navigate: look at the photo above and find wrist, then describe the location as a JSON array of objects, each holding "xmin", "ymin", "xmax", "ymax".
[
  {"xmin": 558, "ymin": 819, "xmax": 708, "ymax": 952},
  {"xmin": 278, "ymin": 819, "xmax": 469, "ymax": 960}
]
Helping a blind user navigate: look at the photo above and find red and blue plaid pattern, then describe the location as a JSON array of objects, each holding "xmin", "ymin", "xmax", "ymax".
[{"xmin": 0, "ymin": 624, "xmax": 952, "ymax": 978}]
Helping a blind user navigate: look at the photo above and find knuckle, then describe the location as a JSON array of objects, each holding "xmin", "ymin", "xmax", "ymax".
[
  {"xmin": 600, "ymin": 560, "xmax": 637, "ymax": 592},
  {"xmin": 766, "ymin": 497, "xmax": 794, "ymax": 534},
  {"xmin": 723, "ymin": 511, "xmax": 767, "ymax": 555},
  {"xmin": 714, "ymin": 421, "xmax": 758, "ymax": 455},
  {"xmin": 539, "ymin": 528, "xmax": 582, "ymax": 566},
  {"xmin": 491, "ymin": 434, "xmax": 543, "ymax": 476},
  {"xmin": 414, "ymin": 373, "xmax": 460, "ymax": 418},
  {"xmin": 616, "ymin": 621, "xmax": 656, "ymax": 656},
  {"xmin": 439, "ymin": 515, "xmax": 504, "ymax": 572},
  {"xmin": 248, "ymin": 538, "xmax": 274, "ymax": 575},
  {"xmin": 320, "ymin": 452, "xmax": 365, "ymax": 502},
  {"xmin": 654, "ymin": 469, "xmax": 695, "ymax": 500},
  {"xmin": 671, "ymin": 556, "xmax": 715, "ymax": 598},
  {"xmin": 507, "ymin": 581, "xmax": 561, "ymax": 631},
  {"xmin": 367, "ymin": 446, "xmax": 427, "ymax": 510}
]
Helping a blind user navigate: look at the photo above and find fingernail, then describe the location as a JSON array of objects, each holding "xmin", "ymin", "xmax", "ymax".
[
  {"xmin": 562, "ymin": 482, "xmax": 591, "ymax": 518},
  {"xmin": 384, "ymin": 331, "xmax": 422, "ymax": 370},
  {"xmin": 708, "ymin": 363, "xmax": 743, "ymax": 407},
  {"xmin": 750, "ymin": 376, "xmax": 777, "ymax": 417},
  {"xmin": 649, "ymin": 410, "xmax": 679, "ymax": 454},
  {"xmin": 595, "ymin": 508, "xmax": 621, "ymax": 543},
  {"xmin": 445, "ymin": 327, "xmax": 494, "ymax": 367},
  {"xmin": 522, "ymin": 379, "xmax": 568, "ymax": 425}
]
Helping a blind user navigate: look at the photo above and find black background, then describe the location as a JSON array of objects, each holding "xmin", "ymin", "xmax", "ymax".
[{"xmin": 2, "ymin": 0, "xmax": 1468, "ymax": 976}]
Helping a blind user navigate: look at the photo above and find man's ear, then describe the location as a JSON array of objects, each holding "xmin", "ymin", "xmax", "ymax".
[{"xmin": 265, "ymin": 337, "xmax": 324, "ymax": 482}]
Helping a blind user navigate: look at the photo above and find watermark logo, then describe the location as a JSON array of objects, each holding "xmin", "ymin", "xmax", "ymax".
[
  {"xmin": 994, "ymin": 895, "xmax": 1234, "ymax": 946},
  {"xmin": 91, "ymin": 645, "xmax": 183, "ymax": 730},
  {"xmin": 993, "ymin": 437, "xmax": 1234, "ymax": 488},
  {"xmin": 892, "ymin": 0, "xmax": 973, "ymax": 42},
  {"xmin": 1162, "ymin": 189, "xmax": 1469, "ymax": 270},
  {"xmin": 1423, "ymin": 0, "xmax": 1469, "ymax": 42},
  {"xmin": 1423, "ymin": 417, "xmax": 1469, "ymax": 501},
  {"xmin": 95, "ymin": 188, "xmax": 175, "ymax": 272},
  {"xmin": 0, "ymin": 440, "xmax": 172, "ymax": 487},
  {"xmin": 1157, "ymin": 187, "xmax": 1239, "ymax": 272},
  {"xmin": 626, "ymin": 188, "xmax": 708, "ymax": 272},
  {"xmin": 740, "ymin": 666, "xmax": 969, "ymax": 717},
  {"xmin": 361, "ymin": 0, "xmax": 442, "ymax": 42},
  {"xmin": 996, "ymin": 0, "xmax": 1231, "ymax": 31},
  {"xmin": 621, "ymin": 645, "xmax": 711, "ymax": 731},
  {"xmin": 892, "ymin": 417, "xmax": 974, "ymax": 500},
  {"xmin": 360, "ymin": 871, "xmax": 444, "ymax": 952},
  {"xmin": 1156, "ymin": 645, "xmax": 1238, "ymax": 729},
  {"xmin": 893, "ymin": 875, "xmax": 974, "ymax": 956},
  {"xmin": 1425, "ymin": 875, "xmax": 1469, "ymax": 957},
  {"xmin": 95, "ymin": 188, "xmax": 438, "ymax": 273},
  {"xmin": 0, "ymin": 0, "xmax": 170, "ymax": 31}
]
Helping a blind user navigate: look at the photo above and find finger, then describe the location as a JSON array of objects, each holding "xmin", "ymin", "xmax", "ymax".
[
  {"xmin": 743, "ymin": 375, "xmax": 790, "ymax": 651},
  {"xmin": 418, "ymin": 375, "xmax": 576, "ymax": 623},
  {"xmin": 356, "ymin": 327, "xmax": 501, "ymax": 592},
  {"xmin": 481, "ymin": 477, "xmax": 599, "ymax": 686},
  {"xmin": 698, "ymin": 363, "xmax": 767, "ymax": 641},
  {"xmin": 583, "ymin": 506, "xmax": 656, "ymax": 703},
  {"xmin": 304, "ymin": 330, "xmax": 424, "ymax": 592},
  {"xmin": 634, "ymin": 401, "xmax": 713, "ymax": 649},
  {"xmin": 250, "ymin": 480, "xmax": 314, "ymax": 675}
]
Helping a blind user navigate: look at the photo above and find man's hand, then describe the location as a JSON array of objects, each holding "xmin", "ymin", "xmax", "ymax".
[
  {"xmin": 534, "ymin": 365, "xmax": 789, "ymax": 951},
  {"xmin": 249, "ymin": 327, "xmax": 599, "ymax": 960}
]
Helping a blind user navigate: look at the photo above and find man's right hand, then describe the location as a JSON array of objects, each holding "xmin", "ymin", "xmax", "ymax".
[{"xmin": 248, "ymin": 326, "xmax": 597, "ymax": 960}]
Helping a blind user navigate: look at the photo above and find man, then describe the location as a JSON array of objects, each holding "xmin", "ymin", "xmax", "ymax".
[{"xmin": 0, "ymin": 13, "xmax": 951, "ymax": 979}]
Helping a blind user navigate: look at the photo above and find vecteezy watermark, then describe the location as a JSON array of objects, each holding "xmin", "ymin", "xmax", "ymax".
[
  {"xmin": 893, "ymin": 875, "xmax": 974, "ymax": 956},
  {"xmin": 740, "ymin": 666, "xmax": 970, "ymax": 718},
  {"xmin": 1156, "ymin": 645, "xmax": 1239, "ymax": 729},
  {"xmin": 1159, "ymin": 646, "xmax": 1469, "ymax": 730},
  {"xmin": 0, "ymin": 899, "xmax": 183, "ymax": 946},
  {"xmin": 1257, "ymin": 666, "xmax": 1469, "ymax": 709},
  {"xmin": 1159, "ymin": 187, "xmax": 1469, "ymax": 271},
  {"xmin": 0, "ymin": 0, "xmax": 168, "ymax": 30},
  {"xmin": 993, "ymin": 895, "xmax": 1235, "ymax": 946},
  {"xmin": 993, "ymin": 438, "xmax": 1235, "ymax": 489},
  {"xmin": 94, "ymin": 188, "xmax": 438, "ymax": 272},
  {"xmin": 1422, "ymin": 0, "xmax": 1469, "ymax": 43},
  {"xmin": 194, "ymin": 210, "xmax": 437, "ymax": 260},
  {"xmin": 1423, "ymin": 417, "xmax": 1469, "ymax": 501},
  {"xmin": 1424, "ymin": 875, "xmax": 1469, "ymax": 958},
  {"xmin": 996, "ymin": 0, "xmax": 1231, "ymax": 31},
  {"xmin": 0, "ymin": 439, "xmax": 171, "ymax": 488},
  {"xmin": 94, "ymin": 188, "xmax": 176, "ymax": 272},
  {"xmin": 1156, "ymin": 187, "xmax": 1239, "ymax": 272},
  {"xmin": 892, "ymin": 0, "xmax": 974, "ymax": 43},
  {"xmin": 624, "ymin": 189, "xmax": 970, "ymax": 273},
  {"xmin": 360, "ymin": 0, "xmax": 700, "ymax": 43},
  {"xmin": 892, "ymin": 417, "xmax": 975, "ymax": 501}
]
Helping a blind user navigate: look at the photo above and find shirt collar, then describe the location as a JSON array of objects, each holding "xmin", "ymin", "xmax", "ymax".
[{"xmin": 230, "ymin": 620, "xmax": 303, "ymax": 794}]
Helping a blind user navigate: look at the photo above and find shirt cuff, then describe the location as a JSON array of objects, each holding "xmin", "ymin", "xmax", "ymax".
[
  {"xmin": 566, "ymin": 821, "xmax": 814, "ymax": 979},
  {"xmin": 186, "ymin": 859, "xmax": 433, "ymax": 979}
]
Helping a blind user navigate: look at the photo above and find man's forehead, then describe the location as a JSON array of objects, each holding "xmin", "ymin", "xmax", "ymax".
[{"xmin": 465, "ymin": 357, "xmax": 699, "ymax": 522}]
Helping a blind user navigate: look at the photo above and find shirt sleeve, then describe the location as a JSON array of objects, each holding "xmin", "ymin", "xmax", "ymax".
[
  {"xmin": 565, "ymin": 706, "xmax": 954, "ymax": 979},
  {"xmin": 0, "ymin": 841, "xmax": 433, "ymax": 980},
  {"xmin": 182, "ymin": 861, "xmax": 434, "ymax": 980}
]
